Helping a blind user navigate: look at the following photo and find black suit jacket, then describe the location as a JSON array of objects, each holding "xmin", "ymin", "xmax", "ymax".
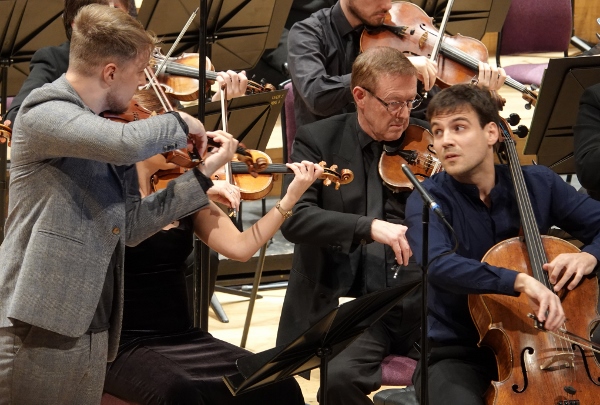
[
  {"xmin": 574, "ymin": 82, "xmax": 600, "ymax": 200},
  {"xmin": 277, "ymin": 113, "xmax": 422, "ymax": 346},
  {"xmin": 6, "ymin": 41, "xmax": 70, "ymax": 124}
]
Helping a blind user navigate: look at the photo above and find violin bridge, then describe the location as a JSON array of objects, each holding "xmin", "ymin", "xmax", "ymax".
[
  {"xmin": 539, "ymin": 353, "xmax": 574, "ymax": 371},
  {"xmin": 419, "ymin": 32, "xmax": 428, "ymax": 49}
]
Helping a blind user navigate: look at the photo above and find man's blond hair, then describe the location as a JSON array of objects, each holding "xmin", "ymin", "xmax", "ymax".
[
  {"xmin": 351, "ymin": 46, "xmax": 417, "ymax": 91},
  {"xmin": 70, "ymin": 4, "xmax": 156, "ymax": 75}
]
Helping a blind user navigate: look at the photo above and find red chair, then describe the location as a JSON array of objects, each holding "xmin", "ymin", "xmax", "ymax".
[
  {"xmin": 495, "ymin": 0, "xmax": 573, "ymax": 87},
  {"xmin": 380, "ymin": 354, "xmax": 417, "ymax": 387},
  {"xmin": 280, "ymin": 80, "xmax": 296, "ymax": 163}
]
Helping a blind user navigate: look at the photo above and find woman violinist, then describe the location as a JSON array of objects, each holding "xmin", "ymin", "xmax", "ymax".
[
  {"xmin": 101, "ymin": 140, "xmax": 324, "ymax": 404},
  {"xmin": 405, "ymin": 84, "xmax": 600, "ymax": 405}
]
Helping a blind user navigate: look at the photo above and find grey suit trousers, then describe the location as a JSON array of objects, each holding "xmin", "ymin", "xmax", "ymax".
[{"xmin": 0, "ymin": 320, "xmax": 108, "ymax": 405}]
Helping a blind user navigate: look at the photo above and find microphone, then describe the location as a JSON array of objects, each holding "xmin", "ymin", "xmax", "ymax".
[{"xmin": 401, "ymin": 164, "xmax": 445, "ymax": 220}]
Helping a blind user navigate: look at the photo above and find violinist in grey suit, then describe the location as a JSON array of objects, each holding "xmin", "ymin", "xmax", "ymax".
[{"xmin": 0, "ymin": 5, "xmax": 238, "ymax": 404}]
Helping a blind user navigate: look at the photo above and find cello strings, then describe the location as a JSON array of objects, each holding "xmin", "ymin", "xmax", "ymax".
[{"xmin": 502, "ymin": 126, "xmax": 573, "ymax": 358}]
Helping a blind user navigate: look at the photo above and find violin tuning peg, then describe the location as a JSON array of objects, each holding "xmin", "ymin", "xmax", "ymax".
[{"xmin": 323, "ymin": 177, "xmax": 332, "ymax": 187}]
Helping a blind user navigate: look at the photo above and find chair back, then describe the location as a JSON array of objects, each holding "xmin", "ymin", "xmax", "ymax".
[
  {"xmin": 281, "ymin": 80, "xmax": 296, "ymax": 163},
  {"xmin": 498, "ymin": 0, "xmax": 572, "ymax": 56}
]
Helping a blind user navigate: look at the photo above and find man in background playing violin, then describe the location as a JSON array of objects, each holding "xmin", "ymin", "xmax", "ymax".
[
  {"xmin": 405, "ymin": 84, "xmax": 600, "ymax": 405},
  {"xmin": 0, "ymin": 5, "xmax": 241, "ymax": 404},
  {"xmin": 288, "ymin": 0, "xmax": 506, "ymax": 129}
]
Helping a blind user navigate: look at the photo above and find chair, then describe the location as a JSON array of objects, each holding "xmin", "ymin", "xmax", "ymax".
[
  {"xmin": 372, "ymin": 355, "xmax": 418, "ymax": 405},
  {"xmin": 380, "ymin": 354, "xmax": 417, "ymax": 387},
  {"xmin": 279, "ymin": 79, "xmax": 296, "ymax": 163},
  {"xmin": 495, "ymin": 0, "xmax": 573, "ymax": 87}
]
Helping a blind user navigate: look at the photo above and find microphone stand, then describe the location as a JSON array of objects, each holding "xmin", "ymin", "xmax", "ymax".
[
  {"xmin": 401, "ymin": 164, "xmax": 429, "ymax": 405},
  {"xmin": 419, "ymin": 202, "xmax": 429, "ymax": 405}
]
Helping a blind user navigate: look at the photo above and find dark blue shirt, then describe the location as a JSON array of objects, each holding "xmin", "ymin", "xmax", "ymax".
[{"xmin": 405, "ymin": 165, "xmax": 600, "ymax": 346}]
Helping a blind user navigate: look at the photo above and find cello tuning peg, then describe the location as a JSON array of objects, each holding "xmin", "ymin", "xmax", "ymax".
[
  {"xmin": 506, "ymin": 113, "xmax": 520, "ymax": 126},
  {"xmin": 513, "ymin": 125, "xmax": 529, "ymax": 139}
]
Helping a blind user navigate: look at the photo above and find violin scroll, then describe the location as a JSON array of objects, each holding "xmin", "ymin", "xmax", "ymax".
[{"xmin": 319, "ymin": 162, "xmax": 354, "ymax": 190}]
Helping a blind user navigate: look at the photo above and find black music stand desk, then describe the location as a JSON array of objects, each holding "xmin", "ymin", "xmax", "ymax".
[
  {"xmin": 223, "ymin": 282, "xmax": 420, "ymax": 405},
  {"xmin": 524, "ymin": 55, "xmax": 600, "ymax": 174},
  {"xmin": 181, "ymin": 88, "xmax": 286, "ymax": 151},
  {"xmin": 138, "ymin": 0, "xmax": 292, "ymax": 71}
]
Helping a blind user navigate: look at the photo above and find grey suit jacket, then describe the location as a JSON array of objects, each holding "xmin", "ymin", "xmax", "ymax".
[{"xmin": 0, "ymin": 75, "xmax": 210, "ymax": 360}]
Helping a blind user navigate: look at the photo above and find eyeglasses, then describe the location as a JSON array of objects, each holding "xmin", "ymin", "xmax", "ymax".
[{"xmin": 362, "ymin": 87, "xmax": 422, "ymax": 114}]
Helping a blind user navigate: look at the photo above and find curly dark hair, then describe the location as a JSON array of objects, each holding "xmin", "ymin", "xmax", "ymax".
[{"xmin": 426, "ymin": 84, "xmax": 500, "ymax": 128}]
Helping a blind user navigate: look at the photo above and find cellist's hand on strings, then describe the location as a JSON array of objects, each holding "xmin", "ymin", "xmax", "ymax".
[
  {"xmin": 407, "ymin": 56, "xmax": 438, "ymax": 91},
  {"xmin": 208, "ymin": 180, "xmax": 241, "ymax": 210},
  {"xmin": 543, "ymin": 252, "xmax": 598, "ymax": 292},
  {"xmin": 514, "ymin": 273, "xmax": 565, "ymax": 331},
  {"xmin": 211, "ymin": 70, "xmax": 248, "ymax": 101},
  {"xmin": 199, "ymin": 130, "xmax": 238, "ymax": 177},
  {"xmin": 370, "ymin": 221, "xmax": 412, "ymax": 266},
  {"xmin": 476, "ymin": 62, "xmax": 507, "ymax": 91}
]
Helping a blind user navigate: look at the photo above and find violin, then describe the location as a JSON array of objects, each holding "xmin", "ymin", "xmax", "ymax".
[
  {"xmin": 378, "ymin": 123, "xmax": 443, "ymax": 192},
  {"xmin": 110, "ymin": 86, "xmax": 261, "ymax": 173},
  {"xmin": 151, "ymin": 49, "xmax": 276, "ymax": 102},
  {"xmin": 0, "ymin": 123, "xmax": 12, "ymax": 145},
  {"xmin": 468, "ymin": 118, "xmax": 600, "ymax": 404},
  {"xmin": 360, "ymin": 2, "xmax": 538, "ymax": 109},
  {"xmin": 151, "ymin": 149, "xmax": 355, "ymax": 198}
]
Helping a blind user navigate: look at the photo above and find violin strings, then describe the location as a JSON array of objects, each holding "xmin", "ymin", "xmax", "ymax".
[
  {"xmin": 440, "ymin": 43, "xmax": 527, "ymax": 93},
  {"xmin": 153, "ymin": 8, "xmax": 199, "ymax": 80}
]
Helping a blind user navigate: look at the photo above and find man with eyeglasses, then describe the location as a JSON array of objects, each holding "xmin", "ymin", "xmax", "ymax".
[{"xmin": 277, "ymin": 46, "xmax": 427, "ymax": 405}]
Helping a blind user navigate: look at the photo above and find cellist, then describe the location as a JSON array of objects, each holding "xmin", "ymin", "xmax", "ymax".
[{"xmin": 405, "ymin": 84, "xmax": 600, "ymax": 405}]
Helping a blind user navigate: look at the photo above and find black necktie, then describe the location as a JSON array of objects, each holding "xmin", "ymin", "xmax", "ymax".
[
  {"xmin": 363, "ymin": 141, "xmax": 386, "ymax": 292},
  {"xmin": 345, "ymin": 28, "xmax": 362, "ymax": 72}
]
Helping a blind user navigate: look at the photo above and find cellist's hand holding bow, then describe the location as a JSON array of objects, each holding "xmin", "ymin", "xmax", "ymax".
[{"xmin": 514, "ymin": 273, "xmax": 565, "ymax": 332}]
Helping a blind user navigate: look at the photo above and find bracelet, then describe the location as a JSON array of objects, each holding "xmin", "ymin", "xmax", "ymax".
[{"xmin": 275, "ymin": 200, "xmax": 293, "ymax": 219}]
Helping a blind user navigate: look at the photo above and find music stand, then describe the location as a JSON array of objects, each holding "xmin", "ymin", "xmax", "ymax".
[
  {"xmin": 407, "ymin": 0, "xmax": 511, "ymax": 40},
  {"xmin": 223, "ymin": 282, "xmax": 420, "ymax": 405},
  {"xmin": 0, "ymin": 0, "xmax": 67, "ymax": 243},
  {"xmin": 137, "ymin": 0, "xmax": 292, "ymax": 71},
  {"xmin": 180, "ymin": 89, "xmax": 286, "ymax": 151},
  {"xmin": 524, "ymin": 55, "xmax": 600, "ymax": 174}
]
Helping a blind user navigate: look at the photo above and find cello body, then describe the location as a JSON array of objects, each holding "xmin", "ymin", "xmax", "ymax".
[{"xmin": 469, "ymin": 237, "xmax": 600, "ymax": 404}]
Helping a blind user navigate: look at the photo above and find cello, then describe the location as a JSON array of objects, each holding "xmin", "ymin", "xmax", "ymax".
[{"xmin": 468, "ymin": 119, "xmax": 600, "ymax": 404}]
